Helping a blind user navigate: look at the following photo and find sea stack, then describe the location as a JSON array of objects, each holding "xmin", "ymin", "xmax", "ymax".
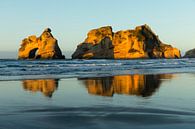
[
  {"xmin": 72, "ymin": 25, "xmax": 181, "ymax": 59},
  {"xmin": 184, "ymin": 48, "xmax": 195, "ymax": 58},
  {"xmin": 18, "ymin": 28, "xmax": 65, "ymax": 59}
]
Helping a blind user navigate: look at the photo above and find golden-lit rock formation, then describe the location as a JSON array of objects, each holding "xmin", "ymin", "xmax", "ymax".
[
  {"xmin": 22, "ymin": 79, "xmax": 59, "ymax": 97},
  {"xmin": 80, "ymin": 74, "xmax": 174, "ymax": 97},
  {"xmin": 18, "ymin": 28, "xmax": 65, "ymax": 59},
  {"xmin": 72, "ymin": 25, "xmax": 181, "ymax": 59}
]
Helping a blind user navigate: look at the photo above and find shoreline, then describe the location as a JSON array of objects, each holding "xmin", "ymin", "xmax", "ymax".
[
  {"xmin": 1, "ymin": 58, "xmax": 195, "ymax": 81},
  {"xmin": 1, "ymin": 72, "xmax": 195, "ymax": 82}
]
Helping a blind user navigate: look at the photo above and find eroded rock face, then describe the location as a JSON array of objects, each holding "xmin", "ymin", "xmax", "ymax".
[
  {"xmin": 18, "ymin": 28, "xmax": 65, "ymax": 59},
  {"xmin": 184, "ymin": 48, "xmax": 195, "ymax": 58},
  {"xmin": 72, "ymin": 25, "xmax": 181, "ymax": 59}
]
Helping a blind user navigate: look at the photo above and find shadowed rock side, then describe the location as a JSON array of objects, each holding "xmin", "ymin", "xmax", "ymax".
[
  {"xmin": 72, "ymin": 25, "xmax": 181, "ymax": 59},
  {"xmin": 18, "ymin": 28, "xmax": 65, "ymax": 59},
  {"xmin": 79, "ymin": 74, "xmax": 174, "ymax": 97},
  {"xmin": 184, "ymin": 48, "xmax": 195, "ymax": 58},
  {"xmin": 22, "ymin": 79, "xmax": 59, "ymax": 97}
]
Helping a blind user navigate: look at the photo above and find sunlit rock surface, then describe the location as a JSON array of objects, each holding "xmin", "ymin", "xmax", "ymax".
[
  {"xmin": 80, "ymin": 74, "xmax": 174, "ymax": 97},
  {"xmin": 22, "ymin": 79, "xmax": 59, "ymax": 97},
  {"xmin": 18, "ymin": 28, "xmax": 65, "ymax": 59},
  {"xmin": 184, "ymin": 48, "xmax": 195, "ymax": 58},
  {"xmin": 72, "ymin": 25, "xmax": 181, "ymax": 59}
]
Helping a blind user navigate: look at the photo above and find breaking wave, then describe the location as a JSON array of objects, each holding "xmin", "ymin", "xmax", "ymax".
[{"xmin": 0, "ymin": 58, "xmax": 195, "ymax": 80}]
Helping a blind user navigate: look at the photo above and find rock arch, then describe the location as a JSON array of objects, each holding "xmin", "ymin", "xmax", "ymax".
[
  {"xmin": 28, "ymin": 48, "xmax": 38, "ymax": 59},
  {"xmin": 18, "ymin": 28, "xmax": 65, "ymax": 59}
]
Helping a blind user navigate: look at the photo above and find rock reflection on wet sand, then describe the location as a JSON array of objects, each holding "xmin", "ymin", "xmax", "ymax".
[
  {"xmin": 21, "ymin": 74, "xmax": 174, "ymax": 98},
  {"xmin": 79, "ymin": 74, "xmax": 174, "ymax": 97},
  {"xmin": 22, "ymin": 79, "xmax": 59, "ymax": 97}
]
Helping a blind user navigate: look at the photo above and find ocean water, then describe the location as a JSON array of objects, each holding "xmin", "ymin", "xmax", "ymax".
[
  {"xmin": 1, "ymin": 58, "xmax": 195, "ymax": 80},
  {"xmin": 0, "ymin": 59, "xmax": 195, "ymax": 129}
]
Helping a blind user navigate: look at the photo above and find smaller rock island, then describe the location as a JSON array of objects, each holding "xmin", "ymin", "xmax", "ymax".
[
  {"xmin": 18, "ymin": 28, "xmax": 65, "ymax": 59},
  {"xmin": 184, "ymin": 48, "xmax": 195, "ymax": 58},
  {"xmin": 72, "ymin": 25, "xmax": 181, "ymax": 59}
]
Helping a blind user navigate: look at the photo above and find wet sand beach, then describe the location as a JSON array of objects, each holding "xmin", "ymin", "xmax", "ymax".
[{"xmin": 0, "ymin": 73, "xmax": 195, "ymax": 129}]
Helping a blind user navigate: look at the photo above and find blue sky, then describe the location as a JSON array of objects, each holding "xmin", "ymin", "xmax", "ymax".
[{"xmin": 0, "ymin": 0, "xmax": 195, "ymax": 55}]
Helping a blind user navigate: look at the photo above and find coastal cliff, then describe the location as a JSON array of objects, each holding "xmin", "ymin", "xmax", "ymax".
[
  {"xmin": 72, "ymin": 25, "xmax": 181, "ymax": 59},
  {"xmin": 18, "ymin": 28, "xmax": 65, "ymax": 59}
]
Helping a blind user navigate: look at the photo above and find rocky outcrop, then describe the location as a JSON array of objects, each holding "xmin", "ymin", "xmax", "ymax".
[
  {"xmin": 18, "ymin": 28, "xmax": 65, "ymax": 59},
  {"xmin": 184, "ymin": 48, "xmax": 195, "ymax": 58},
  {"xmin": 72, "ymin": 25, "xmax": 181, "ymax": 59}
]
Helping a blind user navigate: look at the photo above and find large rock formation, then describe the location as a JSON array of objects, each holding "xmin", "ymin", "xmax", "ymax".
[
  {"xmin": 72, "ymin": 25, "xmax": 181, "ymax": 59},
  {"xmin": 184, "ymin": 48, "xmax": 195, "ymax": 58},
  {"xmin": 18, "ymin": 28, "xmax": 65, "ymax": 59}
]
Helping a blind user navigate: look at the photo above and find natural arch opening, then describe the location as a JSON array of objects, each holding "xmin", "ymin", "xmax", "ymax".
[{"xmin": 29, "ymin": 48, "xmax": 38, "ymax": 59}]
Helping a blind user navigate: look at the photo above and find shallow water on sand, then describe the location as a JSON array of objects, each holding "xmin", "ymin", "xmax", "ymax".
[{"xmin": 0, "ymin": 73, "xmax": 195, "ymax": 129}]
